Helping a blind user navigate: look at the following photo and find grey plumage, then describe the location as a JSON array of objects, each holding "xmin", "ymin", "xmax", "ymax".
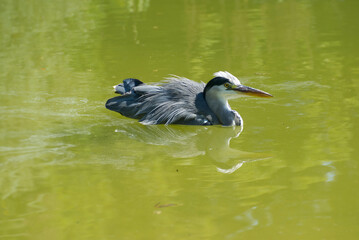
[{"xmin": 105, "ymin": 71, "xmax": 272, "ymax": 126}]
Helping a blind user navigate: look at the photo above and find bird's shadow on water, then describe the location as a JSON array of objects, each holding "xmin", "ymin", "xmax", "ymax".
[{"xmin": 112, "ymin": 123, "xmax": 271, "ymax": 174}]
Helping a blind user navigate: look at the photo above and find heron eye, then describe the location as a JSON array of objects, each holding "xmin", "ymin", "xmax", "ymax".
[{"xmin": 224, "ymin": 83, "xmax": 231, "ymax": 88}]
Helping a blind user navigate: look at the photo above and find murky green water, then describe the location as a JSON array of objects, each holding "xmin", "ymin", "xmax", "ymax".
[{"xmin": 1, "ymin": 0, "xmax": 359, "ymax": 239}]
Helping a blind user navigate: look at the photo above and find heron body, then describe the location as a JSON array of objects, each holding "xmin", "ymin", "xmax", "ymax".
[{"xmin": 105, "ymin": 71, "xmax": 272, "ymax": 126}]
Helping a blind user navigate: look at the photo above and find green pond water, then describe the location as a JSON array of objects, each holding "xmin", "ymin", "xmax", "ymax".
[{"xmin": 1, "ymin": 0, "xmax": 359, "ymax": 239}]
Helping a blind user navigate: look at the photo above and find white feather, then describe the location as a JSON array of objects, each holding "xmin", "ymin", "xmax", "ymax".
[{"xmin": 213, "ymin": 71, "xmax": 241, "ymax": 85}]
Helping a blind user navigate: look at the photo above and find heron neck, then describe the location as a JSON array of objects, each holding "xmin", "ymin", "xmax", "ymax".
[{"xmin": 205, "ymin": 92, "xmax": 234, "ymax": 126}]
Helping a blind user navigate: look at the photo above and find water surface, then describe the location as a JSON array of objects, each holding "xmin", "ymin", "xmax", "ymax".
[{"xmin": 1, "ymin": 0, "xmax": 359, "ymax": 239}]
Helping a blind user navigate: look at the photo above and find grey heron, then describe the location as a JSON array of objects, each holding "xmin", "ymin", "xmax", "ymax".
[{"xmin": 105, "ymin": 71, "xmax": 272, "ymax": 126}]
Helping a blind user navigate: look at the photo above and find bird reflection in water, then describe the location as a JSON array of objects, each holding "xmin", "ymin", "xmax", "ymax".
[{"xmin": 113, "ymin": 123, "xmax": 271, "ymax": 174}]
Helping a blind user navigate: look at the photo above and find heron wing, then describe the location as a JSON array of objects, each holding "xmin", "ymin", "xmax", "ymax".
[
  {"xmin": 106, "ymin": 76, "xmax": 218, "ymax": 125},
  {"xmin": 105, "ymin": 83, "xmax": 161, "ymax": 119},
  {"xmin": 137, "ymin": 77, "xmax": 207, "ymax": 125}
]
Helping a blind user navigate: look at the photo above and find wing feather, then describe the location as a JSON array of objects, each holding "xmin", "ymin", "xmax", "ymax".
[{"xmin": 107, "ymin": 76, "xmax": 218, "ymax": 125}]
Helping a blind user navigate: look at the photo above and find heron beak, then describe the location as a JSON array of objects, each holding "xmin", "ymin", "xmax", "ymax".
[{"xmin": 232, "ymin": 85, "xmax": 273, "ymax": 97}]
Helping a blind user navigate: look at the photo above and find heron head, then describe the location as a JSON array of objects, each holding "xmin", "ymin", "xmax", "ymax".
[{"xmin": 204, "ymin": 71, "xmax": 273, "ymax": 99}]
